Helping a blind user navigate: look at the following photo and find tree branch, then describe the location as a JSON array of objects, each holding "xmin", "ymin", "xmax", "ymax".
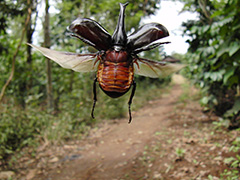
[{"xmin": 0, "ymin": 0, "xmax": 32, "ymax": 102}]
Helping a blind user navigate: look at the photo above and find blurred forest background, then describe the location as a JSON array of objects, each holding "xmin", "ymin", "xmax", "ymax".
[{"xmin": 0, "ymin": 0, "xmax": 240, "ymax": 175}]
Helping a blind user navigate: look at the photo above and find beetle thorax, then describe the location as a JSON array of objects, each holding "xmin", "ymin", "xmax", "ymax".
[{"xmin": 105, "ymin": 47, "xmax": 128, "ymax": 63}]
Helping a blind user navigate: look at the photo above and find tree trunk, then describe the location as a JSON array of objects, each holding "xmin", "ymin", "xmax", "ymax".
[
  {"xmin": 44, "ymin": 0, "xmax": 54, "ymax": 112},
  {"xmin": 26, "ymin": 1, "xmax": 33, "ymax": 91}
]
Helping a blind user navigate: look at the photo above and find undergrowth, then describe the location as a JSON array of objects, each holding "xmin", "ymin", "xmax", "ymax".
[{"xmin": 0, "ymin": 76, "xmax": 169, "ymax": 168}]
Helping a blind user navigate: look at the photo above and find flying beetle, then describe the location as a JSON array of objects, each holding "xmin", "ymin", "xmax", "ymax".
[{"xmin": 29, "ymin": 2, "xmax": 184, "ymax": 123}]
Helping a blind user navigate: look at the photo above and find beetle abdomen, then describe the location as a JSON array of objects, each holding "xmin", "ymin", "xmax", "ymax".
[{"xmin": 97, "ymin": 61, "xmax": 134, "ymax": 98}]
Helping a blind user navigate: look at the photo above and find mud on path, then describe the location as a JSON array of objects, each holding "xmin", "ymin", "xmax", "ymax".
[{"xmin": 18, "ymin": 75, "xmax": 239, "ymax": 180}]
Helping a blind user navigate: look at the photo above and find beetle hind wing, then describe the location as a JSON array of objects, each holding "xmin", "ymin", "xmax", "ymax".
[
  {"xmin": 134, "ymin": 57, "xmax": 185, "ymax": 78},
  {"xmin": 28, "ymin": 43, "xmax": 99, "ymax": 72}
]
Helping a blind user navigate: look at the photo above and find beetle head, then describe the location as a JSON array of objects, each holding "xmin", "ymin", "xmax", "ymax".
[{"xmin": 112, "ymin": 2, "xmax": 128, "ymax": 47}]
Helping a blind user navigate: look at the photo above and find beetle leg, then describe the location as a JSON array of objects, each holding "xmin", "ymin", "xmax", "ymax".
[
  {"xmin": 128, "ymin": 81, "xmax": 136, "ymax": 123},
  {"xmin": 91, "ymin": 78, "xmax": 98, "ymax": 119}
]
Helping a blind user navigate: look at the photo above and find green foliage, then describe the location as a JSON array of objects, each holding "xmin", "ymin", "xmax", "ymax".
[
  {"xmin": 182, "ymin": 0, "xmax": 240, "ymax": 126},
  {"xmin": 0, "ymin": 106, "xmax": 41, "ymax": 160},
  {"xmin": 0, "ymin": 103, "xmax": 91, "ymax": 161},
  {"xmin": 175, "ymin": 147, "xmax": 185, "ymax": 159},
  {"xmin": 181, "ymin": 3, "xmax": 240, "ymax": 178},
  {"xmin": 220, "ymin": 134, "xmax": 240, "ymax": 180},
  {"xmin": 0, "ymin": 0, "xmax": 25, "ymax": 34}
]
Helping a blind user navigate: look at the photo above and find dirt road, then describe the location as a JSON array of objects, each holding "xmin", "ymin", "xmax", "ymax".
[{"xmin": 20, "ymin": 75, "xmax": 239, "ymax": 180}]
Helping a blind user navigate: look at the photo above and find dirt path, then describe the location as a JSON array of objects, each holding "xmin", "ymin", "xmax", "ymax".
[
  {"xmin": 34, "ymin": 80, "xmax": 182, "ymax": 180},
  {"xmin": 19, "ymin": 75, "xmax": 239, "ymax": 180}
]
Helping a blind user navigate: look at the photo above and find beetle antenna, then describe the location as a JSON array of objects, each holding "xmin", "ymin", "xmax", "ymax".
[{"xmin": 112, "ymin": 2, "xmax": 129, "ymax": 46}]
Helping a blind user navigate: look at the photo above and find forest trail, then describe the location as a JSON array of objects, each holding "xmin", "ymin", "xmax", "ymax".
[
  {"xmin": 39, "ymin": 77, "xmax": 183, "ymax": 180},
  {"xmin": 19, "ymin": 75, "xmax": 238, "ymax": 180}
]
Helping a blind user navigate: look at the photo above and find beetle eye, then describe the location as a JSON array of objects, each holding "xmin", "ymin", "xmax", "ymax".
[{"xmin": 127, "ymin": 23, "xmax": 169, "ymax": 51}]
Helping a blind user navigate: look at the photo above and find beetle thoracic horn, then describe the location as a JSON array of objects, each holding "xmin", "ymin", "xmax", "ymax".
[{"xmin": 112, "ymin": 2, "xmax": 128, "ymax": 46}]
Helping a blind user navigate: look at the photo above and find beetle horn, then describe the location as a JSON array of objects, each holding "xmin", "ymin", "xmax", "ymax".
[{"xmin": 112, "ymin": 2, "xmax": 128, "ymax": 46}]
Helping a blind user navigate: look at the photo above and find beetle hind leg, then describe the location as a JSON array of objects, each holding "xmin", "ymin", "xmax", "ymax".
[
  {"xmin": 128, "ymin": 81, "xmax": 136, "ymax": 123},
  {"xmin": 91, "ymin": 78, "xmax": 98, "ymax": 119}
]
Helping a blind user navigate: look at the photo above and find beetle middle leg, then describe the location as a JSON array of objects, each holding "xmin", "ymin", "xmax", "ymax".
[
  {"xmin": 91, "ymin": 78, "xmax": 98, "ymax": 119},
  {"xmin": 128, "ymin": 81, "xmax": 136, "ymax": 123}
]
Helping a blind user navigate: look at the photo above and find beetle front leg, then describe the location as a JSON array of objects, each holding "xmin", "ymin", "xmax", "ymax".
[
  {"xmin": 91, "ymin": 78, "xmax": 98, "ymax": 119},
  {"xmin": 128, "ymin": 81, "xmax": 136, "ymax": 123}
]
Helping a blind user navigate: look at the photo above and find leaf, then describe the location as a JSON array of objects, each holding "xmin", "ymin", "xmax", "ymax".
[
  {"xmin": 216, "ymin": 42, "xmax": 229, "ymax": 58},
  {"xmin": 224, "ymin": 157, "xmax": 235, "ymax": 164},
  {"xmin": 218, "ymin": 17, "xmax": 233, "ymax": 26},
  {"xmin": 223, "ymin": 67, "xmax": 236, "ymax": 85},
  {"xmin": 190, "ymin": 26, "xmax": 198, "ymax": 34},
  {"xmin": 201, "ymin": 25, "xmax": 210, "ymax": 33},
  {"xmin": 227, "ymin": 75, "xmax": 239, "ymax": 87},
  {"xmin": 204, "ymin": 72, "xmax": 210, "ymax": 79},
  {"xmin": 210, "ymin": 72, "xmax": 223, "ymax": 81},
  {"xmin": 233, "ymin": 23, "xmax": 240, "ymax": 31},
  {"xmin": 200, "ymin": 96, "xmax": 211, "ymax": 106},
  {"xmin": 211, "ymin": 10, "xmax": 222, "ymax": 18},
  {"xmin": 229, "ymin": 41, "xmax": 240, "ymax": 56}
]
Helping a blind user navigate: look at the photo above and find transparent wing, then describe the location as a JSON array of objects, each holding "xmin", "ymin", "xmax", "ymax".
[
  {"xmin": 134, "ymin": 58, "xmax": 185, "ymax": 78},
  {"xmin": 28, "ymin": 43, "xmax": 99, "ymax": 72}
]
